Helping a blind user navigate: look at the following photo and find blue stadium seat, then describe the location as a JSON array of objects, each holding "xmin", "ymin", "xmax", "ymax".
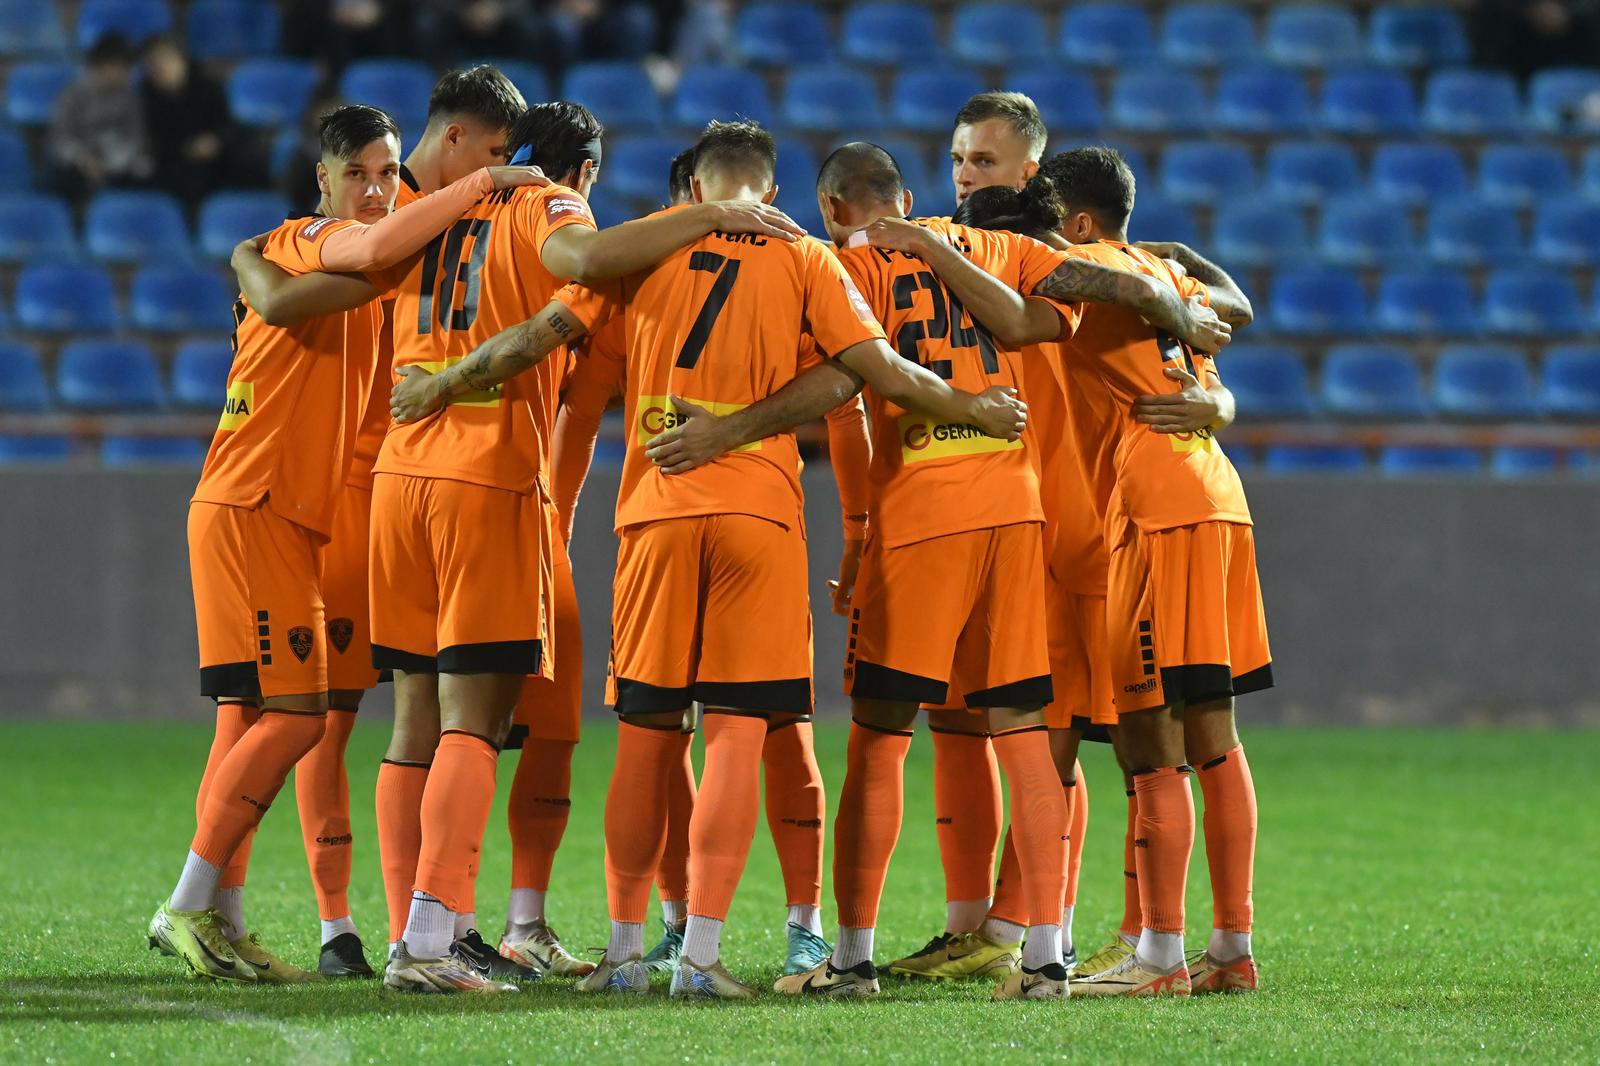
[
  {"xmin": 1158, "ymin": 142, "xmax": 1254, "ymax": 205},
  {"xmin": 1484, "ymin": 269, "xmax": 1585, "ymax": 336},
  {"xmin": 1321, "ymin": 344, "xmax": 1427, "ymax": 418},
  {"xmin": 1367, "ymin": 5, "xmax": 1469, "ymax": 67},
  {"xmin": 773, "ymin": 138, "xmax": 821, "ymax": 224},
  {"xmin": 14, "ymin": 263, "xmax": 117, "ymax": 332},
  {"xmin": 1007, "ymin": 69, "xmax": 1101, "ymax": 133},
  {"xmin": 171, "ymin": 339, "xmax": 233, "ymax": 411},
  {"xmin": 102, "ymin": 436, "xmax": 206, "ymax": 466},
  {"xmin": 0, "ymin": 128, "xmax": 31, "ymax": 188},
  {"xmin": 338, "ymin": 59, "xmax": 434, "ymax": 136},
  {"xmin": 0, "ymin": 435, "xmax": 71, "ymax": 463},
  {"xmin": 1318, "ymin": 197, "xmax": 1414, "ymax": 268},
  {"xmin": 734, "ymin": 2, "xmax": 833, "ymax": 65},
  {"xmin": 1320, "ymin": 69, "xmax": 1418, "ymax": 134},
  {"xmin": 1221, "ymin": 443, "xmax": 1255, "ymax": 471},
  {"xmin": 1263, "ymin": 443, "xmax": 1367, "ymax": 474},
  {"xmin": 1214, "ymin": 68, "xmax": 1313, "ymax": 134},
  {"xmin": 227, "ymin": 58, "xmax": 318, "ymax": 128},
  {"xmin": 1160, "ymin": 4, "xmax": 1255, "ymax": 67},
  {"xmin": 1370, "ymin": 143, "xmax": 1467, "ymax": 205},
  {"xmin": 476, "ymin": 60, "xmax": 549, "ymax": 106},
  {"xmin": 56, "ymin": 340, "xmax": 163, "ymax": 411},
  {"xmin": 672, "ymin": 66, "xmax": 773, "ymax": 128},
  {"xmin": 1378, "ymin": 445, "xmax": 1481, "ymax": 476},
  {"xmin": 1528, "ymin": 67, "xmax": 1600, "ymax": 134},
  {"xmin": 129, "ymin": 266, "xmax": 234, "ymax": 333},
  {"xmin": 1263, "ymin": 141, "xmax": 1360, "ymax": 205},
  {"xmin": 1375, "ymin": 271, "xmax": 1479, "ymax": 337},
  {"xmin": 1060, "ymin": 3, "xmax": 1155, "ymax": 66},
  {"xmin": 75, "ymin": 0, "xmax": 172, "ymax": 48},
  {"xmin": 1264, "ymin": 4, "xmax": 1362, "ymax": 68},
  {"xmin": 1422, "ymin": 70, "xmax": 1522, "ymax": 135},
  {"xmin": 0, "ymin": 341, "xmax": 49, "ymax": 412},
  {"xmin": 1432, "ymin": 345, "xmax": 1534, "ymax": 418},
  {"xmin": 1269, "ymin": 268, "xmax": 1369, "ymax": 335},
  {"xmin": 1540, "ymin": 346, "xmax": 1600, "ymax": 418},
  {"xmin": 198, "ymin": 191, "xmax": 290, "ymax": 260},
  {"xmin": 0, "ymin": 1, "xmax": 67, "ymax": 57},
  {"xmin": 1127, "ymin": 197, "xmax": 1199, "ymax": 247},
  {"xmin": 782, "ymin": 66, "xmax": 881, "ymax": 132},
  {"xmin": 1477, "ymin": 144, "xmax": 1571, "ymax": 207},
  {"xmin": 84, "ymin": 190, "xmax": 191, "ymax": 264},
  {"xmin": 1532, "ymin": 198, "xmax": 1600, "ymax": 267},
  {"xmin": 1490, "ymin": 446, "xmax": 1559, "ymax": 477},
  {"xmin": 5, "ymin": 60, "xmax": 74, "ymax": 125},
  {"xmin": 1109, "ymin": 71, "xmax": 1207, "ymax": 133},
  {"xmin": 604, "ymin": 136, "xmax": 683, "ymax": 202},
  {"xmin": 0, "ymin": 193, "xmax": 75, "ymax": 263},
  {"xmin": 890, "ymin": 67, "xmax": 984, "ymax": 134},
  {"xmin": 562, "ymin": 62, "xmax": 660, "ymax": 129},
  {"xmin": 1426, "ymin": 197, "xmax": 1521, "ymax": 267},
  {"xmin": 1584, "ymin": 147, "xmax": 1600, "ymax": 197},
  {"xmin": 841, "ymin": 3, "xmax": 939, "ymax": 65},
  {"xmin": 1213, "ymin": 200, "xmax": 1309, "ymax": 269},
  {"xmin": 1215, "ymin": 344, "xmax": 1315, "ymax": 417},
  {"xmin": 871, "ymin": 135, "xmax": 929, "ymax": 195},
  {"xmin": 949, "ymin": 3, "xmax": 1049, "ymax": 66},
  {"xmin": 185, "ymin": 1, "xmax": 280, "ymax": 60},
  {"xmin": 583, "ymin": 188, "xmax": 631, "ymax": 229}
]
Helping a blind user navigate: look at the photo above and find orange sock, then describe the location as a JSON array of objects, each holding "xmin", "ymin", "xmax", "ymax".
[
  {"xmin": 834, "ymin": 721, "xmax": 914, "ymax": 929},
  {"xmin": 930, "ymin": 728, "xmax": 1002, "ymax": 905},
  {"xmin": 762, "ymin": 720, "xmax": 825, "ymax": 908},
  {"xmin": 1132, "ymin": 765, "xmax": 1195, "ymax": 934},
  {"xmin": 1198, "ymin": 745, "xmax": 1257, "ymax": 933},
  {"xmin": 605, "ymin": 723, "xmax": 685, "ymax": 924},
  {"xmin": 656, "ymin": 730, "xmax": 695, "ymax": 906},
  {"xmin": 412, "ymin": 731, "xmax": 499, "ymax": 913},
  {"xmin": 987, "ymin": 829, "xmax": 1026, "ymax": 925},
  {"xmin": 1119, "ymin": 785, "xmax": 1142, "ymax": 938},
  {"xmin": 991, "ymin": 728, "xmax": 1069, "ymax": 927},
  {"xmin": 687, "ymin": 714, "xmax": 767, "ymax": 920},
  {"xmin": 508, "ymin": 738, "xmax": 575, "ymax": 892},
  {"xmin": 196, "ymin": 703, "xmax": 260, "ymax": 889},
  {"xmin": 1066, "ymin": 762, "xmax": 1088, "ymax": 908},
  {"xmin": 295, "ymin": 708, "xmax": 357, "ymax": 920},
  {"xmin": 190, "ymin": 711, "xmax": 326, "ymax": 868},
  {"xmin": 376, "ymin": 759, "xmax": 428, "ymax": 943},
  {"xmin": 993, "ymin": 761, "xmax": 1084, "ymax": 926}
]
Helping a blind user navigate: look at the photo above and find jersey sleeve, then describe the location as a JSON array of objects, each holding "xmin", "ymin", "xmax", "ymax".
[
  {"xmin": 825, "ymin": 394, "xmax": 872, "ymax": 540},
  {"xmin": 820, "ymin": 248, "xmax": 889, "ymax": 355},
  {"xmin": 527, "ymin": 185, "xmax": 598, "ymax": 258},
  {"xmin": 552, "ymin": 279, "xmax": 623, "ymax": 334},
  {"xmin": 263, "ymin": 216, "xmax": 361, "ymax": 274},
  {"xmin": 1011, "ymin": 233, "xmax": 1081, "ymax": 338}
]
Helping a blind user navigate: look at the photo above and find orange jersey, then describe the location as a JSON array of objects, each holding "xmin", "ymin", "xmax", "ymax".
[
  {"xmin": 193, "ymin": 214, "xmax": 382, "ymax": 539},
  {"xmin": 557, "ymin": 210, "xmax": 885, "ymax": 533},
  {"xmin": 374, "ymin": 183, "xmax": 597, "ymax": 493},
  {"xmin": 1025, "ymin": 340, "xmax": 1109, "ymax": 595},
  {"xmin": 835, "ymin": 218, "xmax": 1073, "ymax": 549}
]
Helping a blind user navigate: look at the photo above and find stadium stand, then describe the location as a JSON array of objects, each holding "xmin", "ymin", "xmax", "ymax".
[
  {"xmin": 0, "ymin": 341, "xmax": 50, "ymax": 412},
  {"xmin": 84, "ymin": 191, "xmax": 192, "ymax": 265},
  {"xmin": 949, "ymin": 3, "xmax": 1050, "ymax": 66},
  {"xmin": 563, "ymin": 62, "xmax": 662, "ymax": 130},
  {"xmin": 841, "ymin": 3, "xmax": 940, "ymax": 66},
  {"xmin": 1264, "ymin": 4, "xmax": 1363, "ymax": 69},
  {"xmin": 1373, "ymin": 271, "xmax": 1480, "ymax": 337},
  {"xmin": 15, "ymin": 263, "xmax": 118, "ymax": 333},
  {"xmin": 56, "ymin": 340, "xmax": 163, "ymax": 412},
  {"xmin": 0, "ymin": 193, "xmax": 76, "ymax": 262},
  {"xmin": 1321, "ymin": 345, "xmax": 1430, "ymax": 419},
  {"xmin": 1160, "ymin": 3, "xmax": 1255, "ymax": 68}
]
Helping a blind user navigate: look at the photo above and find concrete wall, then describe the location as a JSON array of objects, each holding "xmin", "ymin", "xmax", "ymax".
[{"xmin": 2, "ymin": 466, "xmax": 1595, "ymax": 726}]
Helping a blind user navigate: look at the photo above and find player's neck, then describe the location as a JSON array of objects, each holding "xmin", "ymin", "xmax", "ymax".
[
  {"xmin": 314, "ymin": 195, "xmax": 336, "ymax": 219},
  {"xmin": 403, "ymin": 143, "xmax": 445, "ymax": 195}
]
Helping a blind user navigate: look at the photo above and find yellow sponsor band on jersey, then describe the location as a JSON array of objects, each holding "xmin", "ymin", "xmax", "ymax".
[
  {"xmin": 636, "ymin": 395, "xmax": 761, "ymax": 452},
  {"xmin": 899, "ymin": 413, "xmax": 1022, "ymax": 463},
  {"xmin": 414, "ymin": 358, "xmax": 501, "ymax": 408},
  {"xmin": 218, "ymin": 380, "xmax": 254, "ymax": 430},
  {"xmin": 1168, "ymin": 428, "xmax": 1221, "ymax": 455}
]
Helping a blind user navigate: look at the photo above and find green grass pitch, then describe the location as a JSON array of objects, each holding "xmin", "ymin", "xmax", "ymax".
[{"xmin": 3, "ymin": 720, "xmax": 1597, "ymax": 1063}]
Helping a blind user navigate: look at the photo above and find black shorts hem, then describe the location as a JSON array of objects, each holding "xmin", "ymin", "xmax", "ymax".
[
  {"xmin": 695, "ymin": 678, "xmax": 812, "ymax": 714},
  {"xmin": 614, "ymin": 678, "xmax": 694, "ymax": 716},
  {"xmin": 850, "ymin": 661, "xmax": 946, "ymax": 705},
  {"xmin": 1232, "ymin": 662, "xmax": 1275, "ymax": 697},
  {"xmin": 764, "ymin": 714, "xmax": 813, "ymax": 731},
  {"xmin": 372, "ymin": 645, "xmax": 438, "ymax": 675},
  {"xmin": 965, "ymin": 675, "xmax": 1053, "ymax": 709},
  {"xmin": 1069, "ymin": 715, "xmax": 1114, "ymax": 744},
  {"xmin": 503, "ymin": 724, "xmax": 528, "ymax": 750},
  {"xmin": 1160, "ymin": 663, "xmax": 1235, "ymax": 706},
  {"xmin": 201, "ymin": 662, "xmax": 260, "ymax": 700},
  {"xmin": 437, "ymin": 639, "xmax": 542, "ymax": 675}
]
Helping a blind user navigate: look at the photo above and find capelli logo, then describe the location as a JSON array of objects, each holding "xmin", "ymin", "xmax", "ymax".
[{"xmin": 1122, "ymin": 679, "xmax": 1159, "ymax": 695}]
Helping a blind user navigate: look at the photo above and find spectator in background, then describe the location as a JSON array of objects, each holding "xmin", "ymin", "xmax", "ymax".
[
  {"xmin": 1472, "ymin": 0, "xmax": 1600, "ymax": 82},
  {"xmin": 142, "ymin": 35, "xmax": 261, "ymax": 206},
  {"xmin": 417, "ymin": 0, "xmax": 536, "ymax": 66},
  {"xmin": 283, "ymin": 0, "xmax": 415, "ymax": 71},
  {"xmin": 48, "ymin": 33, "xmax": 152, "ymax": 210},
  {"xmin": 539, "ymin": 0, "xmax": 663, "ymax": 68}
]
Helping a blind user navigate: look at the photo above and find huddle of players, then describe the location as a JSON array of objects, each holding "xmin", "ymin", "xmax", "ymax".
[{"xmin": 147, "ymin": 61, "xmax": 1271, "ymax": 1002}]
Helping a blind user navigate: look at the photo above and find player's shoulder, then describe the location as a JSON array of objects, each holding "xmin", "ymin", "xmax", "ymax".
[
  {"xmin": 516, "ymin": 182, "xmax": 595, "ymax": 223},
  {"xmin": 281, "ymin": 213, "xmax": 345, "ymax": 242}
]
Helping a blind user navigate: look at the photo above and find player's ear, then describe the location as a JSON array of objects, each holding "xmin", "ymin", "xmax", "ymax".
[
  {"xmin": 315, "ymin": 161, "xmax": 330, "ymax": 200},
  {"xmin": 1022, "ymin": 158, "xmax": 1040, "ymax": 182},
  {"xmin": 761, "ymin": 183, "xmax": 778, "ymax": 205},
  {"xmin": 900, "ymin": 188, "xmax": 914, "ymax": 217},
  {"xmin": 691, "ymin": 175, "xmax": 705, "ymax": 205}
]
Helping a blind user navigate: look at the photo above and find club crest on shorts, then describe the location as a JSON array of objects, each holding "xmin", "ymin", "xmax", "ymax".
[
  {"xmin": 327, "ymin": 618, "xmax": 354, "ymax": 655},
  {"xmin": 288, "ymin": 626, "xmax": 314, "ymax": 663}
]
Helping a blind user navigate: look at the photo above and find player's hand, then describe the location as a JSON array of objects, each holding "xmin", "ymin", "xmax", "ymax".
[
  {"xmin": 970, "ymin": 385, "xmax": 1028, "ymax": 441},
  {"xmin": 390, "ymin": 364, "xmax": 447, "ymax": 424},
  {"xmin": 709, "ymin": 201, "xmax": 806, "ymax": 242},
  {"xmin": 828, "ymin": 537, "xmax": 864, "ymax": 616},
  {"xmin": 1132, "ymin": 365, "xmax": 1220, "ymax": 433},
  {"xmin": 1173, "ymin": 294, "xmax": 1232, "ymax": 355},
  {"xmin": 645, "ymin": 396, "xmax": 733, "ymax": 474},
  {"xmin": 487, "ymin": 165, "xmax": 550, "ymax": 190},
  {"xmin": 862, "ymin": 216, "xmax": 931, "ymax": 255}
]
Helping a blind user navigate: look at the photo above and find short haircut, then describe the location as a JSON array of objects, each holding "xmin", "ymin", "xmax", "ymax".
[
  {"xmin": 1038, "ymin": 147, "xmax": 1136, "ymax": 232},
  {"xmin": 319, "ymin": 104, "xmax": 401, "ymax": 162},
  {"xmin": 506, "ymin": 101, "xmax": 605, "ymax": 181},
  {"xmin": 816, "ymin": 141, "xmax": 904, "ymax": 206},
  {"xmin": 668, "ymin": 146, "xmax": 697, "ymax": 203},
  {"xmin": 953, "ymin": 91, "xmax": 1047, "ymax": 160},
  {"xmin": 426, "ymin": 65, "xmax": 527, "ymax": 134},
  {"xmin": 86, "ymin": 31, "xmax": 135, "ymax": 66},
  {"xmin": 952, "ymin": 175, "xmax": 1065, "ymax": 241},
  {"xmin": 692, "ymin": 120, "xmax": 777, "ymax": 186}
]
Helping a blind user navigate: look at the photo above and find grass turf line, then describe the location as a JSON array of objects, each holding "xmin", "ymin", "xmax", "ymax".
[{"xmin": 2, "ymin": 721, "xmax": 1596, "ymax": 1064}]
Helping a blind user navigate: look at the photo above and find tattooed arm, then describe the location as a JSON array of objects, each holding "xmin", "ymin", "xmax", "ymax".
[
  {"xmin": 1033, "ymin": 258, "xmax": 1233, "ymax": 354},
  {"xmin": 1135, "ymin": 242, "xmax": 1253, "ymax": 328}
]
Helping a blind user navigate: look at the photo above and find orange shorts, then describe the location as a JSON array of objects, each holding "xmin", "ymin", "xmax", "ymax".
[
  {"xmin": 508, "ymin": 543, "xmax": 582, "ymax": 745},
  {"xmin": 1106, "ymin": 515, "xmax": 1273, "ymax": 714},
  {"xmin": 1045, "ymin": 579, "xmax": 1116, "ymax": 732},
  {"xmin": 608, "ymin": 513, "xmax": 812, "ymax": 715},
  {"xmin": 847, "ymin": 522, "xmax": 1051, "ymax": 708},
  {"xmin": 369, "ymin": 472, "xmax": 545, "ymax": 676},
  {"xmin": 189, "ymin": 500, "xmax": 326, "ymax": 700},
  {"xmin": 318, "ymin": 483, "xmax": 381, "ymax": 695}
]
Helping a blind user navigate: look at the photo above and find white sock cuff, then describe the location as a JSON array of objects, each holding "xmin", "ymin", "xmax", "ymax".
[
  {"xmin": 980, "ymin": 916, "xmax": 1027, "ymax": 946},
  {"xmin": 1022, "ymin": 924, "xmax": 1063, "ymax": 970},
  {"xmin": 832, "ymin": 925, "xmax": 875, "ymax": 969},
  {"xmin": 682, "ymin": 916, "xmax": 724, "ymax": 968},
  {"xmin": 607, "ymin": 921, "xmax": 645, "ymax": 962},
  {"xmin": 787, "ymin": 904, "xmax": 823, "ymax": 936}
]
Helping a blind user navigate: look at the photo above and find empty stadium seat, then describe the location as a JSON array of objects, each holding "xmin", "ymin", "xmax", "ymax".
[
  {"xmin": 1213, "ymin": 200, "xmax": 1309, "ymax": 269},
  {"xmin": 583, "ymin": 188, "xmax": 631, "ymax": 229},
  {"xmin": 198, "ymin": 191, "xmax": 290, "ymax": 260},
  {"xmin": 1528, "ymin": 67, "xmax": 1600, "ymax": 134},
  {"xmin": 0, "ymin": 1, "xmax": 67, "ymax": 57},
  {"xmin": 891, "ymin": 67, "xmax": 984, "ymax": 134},
  {"xmin": 129, "ymin": 266, "xmax": 234, "ymax": 333},
  {"xmin": 479, "ymin": 60, "xmax": 549, "ymax": 106},
  {"xmin": 1584, "ymin": 147, "xmax": 1600, "ymax": 196},
  {"xmin": 1540, "ymin": 346, "xmax": 1600, "ymax": 418},
  {"xmin": 1060, "ymin": 3, "xmax": 1155, "ymax": 66},
  {"xmin": 170, "ymin": 339, "xmax": 233, "ymax": 411},
  {"xmin": 1160, "ymin": 3, "xmax": 1255, "ymax": 67},
  {"xmin": 734, "ymin": 2, "xmax": 833, "ymax": 65},
  {"xmin": 1127, "ymin": 197, "xmax": 1199, "ymax": 247},
  {"xmin": 0, "ymin": 128, "xmax": 30, "ymax": 188},
  {"xmin": 1378, "ymin": 445, "xmax": 1482, "ymax": 476},
  {"xmin": 338, "ymin": 59, "xmax": 434, "ymax": 136},
  {"xmin": 1007, "ymin": 69, "xmax": 1102, "ymax": 133},
  {"xmin": 0, "ymin": 341, "xmax": 49, "ymax": 412},
  {"xmin": 1490, "ymin": 446, "xmax": 1559, "ymax": 477},
  {"xmin": 1532, "ymin": 198, "xmax": 1600, "ymax": 267},
  {"xmin": 1477, "ymin": 144, "xmax": 1571, "ymax": 206},
  {"xmin": 1319, "ymin": 197, "xmax": 1414, "ymax": 268},
  {"xmin": 1263, "ymin": 443, "xmax": 1367, "ymax": 473},
  {"xmin": 6, "ymin": 60, "xmax": 73, "ymax": 125},
  {"xmin": 0, "ymin": 192, "xmax": 75, "ymax": 262},
  {"xmin": 1214, "ymin": 345, "xmax": 1315, "ymax": 417},
  {"xmin": 75, "ymin": 0, "xmax": 172, "ymax": 48},
  {"xmin": 1263, "ymin": 141, "xmax": 1360, "ymax": 205},
  {"xmin": 0, "ymin": 435, "xmax": 71, "ymax": 463},
  {"xmin": 185, "ymin": 0, "xmax": 280, "ymax": 59},
  {"xmin": 102, "ymin": 436, "xmax": 206, "ymax": 466},
  {"xmin": 1322, "ymin": 344, "xmax": 1427, "ymax": 417},
  {"xmin": 1367, "ymin": 6, "xmax": 1469, "ymax": 67},
  {"xmin": 1269, "ymin": 268, "xmax": 1369, "ymax": 334},
  {"xmin": 1320, "ymin": 69, "xmax": 1418, "ymax": 134},
  {"xmin": 783, "ymin": 66, "xmax": 881, "ymax": 132},
  {"xmin": 563, "ymin": 62, "xmax": 661, "ymax": 129},
  {"xmin": 1264, "ymin": 4, "xmax": 1362, "ymax": 68},
  {"xmin": 841, "ymin": 3, "xmax": 938, "ymax": 65},
  {"xmin": 1221, "ymin": 443, "xmax": 1255, "ymax": 471},
  {"xmin": 1484, "ymin": 270, "xmax": 1585, "ymax": 336},
  {"xmin": 672, "ymin": 66, "xmax": 773, "ymax": 128},
  {"xmin": 1158, "ymin": 142, "xmax": 1253, "ymax": 205},
  {"xmin": 604, "ymin": 136, "xmax": 683, "ymax": 202},
  {"xmin": 1375, "ymin": 271, "xmax": 1480, "ymax": 337},
  {"xmin": 1370, "ymin": 143, "xmax": 1467, "ymax": 204},
  {"xmin": 872, "ymin": 135, "xmax": 930, "ymax": 194},
  {"xmin": 950, "ymin": 3, "xmax": 1049, "ymax": 65},
  {"xmin": 1422, "ymin": 70, "xmax": 1522, "ymax": 135},
  {"xmin": 1426, "ymin": 197, "xmax": 1521, "ymax": 267},
  {"xmin": 774, "ymin": 138, "xmax": 821, "ymax": 215},
  {"xmin": 1214, "ymin": 68, "xmax": 1313, "ymax": 134},
  {"xmin": 227, "ymin": 58, "xmax": 318, "ymax": 128},
  {"xmin": 56, "ymin": 340, "xmax": 163, "ymax": 411},
  {"xmin": 1432, "ymin": 345, "xmax": 1535, "ymax": 418},
  {"xmin": 1109, "ymin": 71, "xmax": 1207, "ymax": 132},
  {"xmin": 14, "ymin": 263, "xmax": 117, "ymax": 332},
  {"xmin": 85, "ymin": 190, "xmax": 191, "ymax": 264}
]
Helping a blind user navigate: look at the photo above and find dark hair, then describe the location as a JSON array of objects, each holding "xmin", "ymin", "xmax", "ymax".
[
  {"xmin": 87, "ymin": 31, "xmax": 135, "ymax": 66},
  {"xmin": 426, "ymin": 65, "xmax": 527, "ymax": 134},
  {"xmin": 952, "ymin": 175, "xmax": 1065, "ymax": 241},
  {"xmin": 668, "ymin": 146, "xmax": 697, "ymax": 204},
  {"xmin": 506, "ymin": 101, "xmax": 604, "ymax": 183},
  {"xmin": 953, "ymin": 91, "xmax": 1047, "ymax": 159},
  {"xmin": 692, "ymin": 120, "xmax": 777, "ymax": 186},
  {"xmin": 1038, "ymin": 146, "xmax": 1136, "ymax": 233},
  {"xmin": 817, "ymin": 141, "xmax": 904, "ymax": 206},
  {"xmin": 319, "ymin": 104, "xmax": 401, "ymax": 162}
]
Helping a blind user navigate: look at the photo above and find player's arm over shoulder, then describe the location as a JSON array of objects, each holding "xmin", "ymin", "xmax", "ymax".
[{"xmin": 233, "ymin": 222, "xmax": 380, "ymax": 326}]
